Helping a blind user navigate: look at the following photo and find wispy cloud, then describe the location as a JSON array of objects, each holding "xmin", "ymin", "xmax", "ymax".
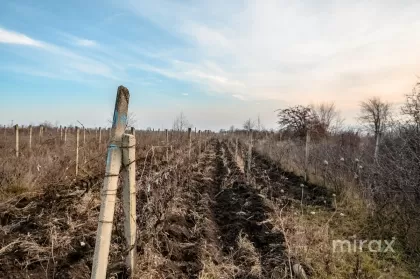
[
  {"xmin": 0, "ymin": 27, "xmax": 119, "ymax": 80},
  {"xmin": 74, "ymin": 38, "xmax": 97, "ymax": 47},
  {"xmin": 233, "ymin": 94, "xmax": 246, "ymax": 101},
  {"xmin": 124, "ymin": 0, "xmax": 420, "ymax": 107},
  {"xmin": 0, "ymin": 27, "xmax": 43, "ymax": 47}
]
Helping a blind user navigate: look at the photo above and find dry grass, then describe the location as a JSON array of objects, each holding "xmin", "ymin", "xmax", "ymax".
[
  {"xmin": 0, "ymin": 127, "xmax": 418, "ymax": 278},
  {"xmin": 254, "ymin": 136, "xmax": 418, "ymax": 278}
]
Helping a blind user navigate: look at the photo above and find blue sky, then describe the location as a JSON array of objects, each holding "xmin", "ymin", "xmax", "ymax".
[{"xmin": 1, "ymin": 0, "xmax": 420, "ymax": 130}]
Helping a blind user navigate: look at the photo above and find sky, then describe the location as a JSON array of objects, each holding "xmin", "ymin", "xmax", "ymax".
[{"xmin": 1, "ymin": 0, "xmax": 420, "ymax": 130}]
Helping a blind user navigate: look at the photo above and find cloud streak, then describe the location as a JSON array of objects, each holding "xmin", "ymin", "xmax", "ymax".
[
  {"xmin": 74, "ymin": 38, "xmax": 97, "ymax": 47},
  {"xmin": 0, "ymin": 27, "xmax": 43, "ymax": 47},
  {"xmin": 124, "ymin": 0, "xmax": 420, "ymax": 108},
  {"xmin": 0, "ymin": 27, "xmax": 120, "ymax": 80}
]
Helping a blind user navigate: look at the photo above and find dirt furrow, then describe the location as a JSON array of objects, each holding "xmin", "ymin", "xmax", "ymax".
[
  {"xmin": 251, "ymin": 148, "xmax": 333, "ymax": 208},
  {"xmin": 211, "ymin": 140, "xmax": 285, "ymax": 279}
]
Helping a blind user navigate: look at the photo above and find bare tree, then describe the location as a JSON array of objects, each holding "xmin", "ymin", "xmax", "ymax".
[
  {"xmin": 256, "ymin": 114, "xmax": 266, "ymax": 131},
  {"xmin": 172, "ymin": 112, "xmax": 192, "ymax": 131},
  {"xmin": 276, "ymin": 105, "xmax": 322, "ymax": 138},
  {"xmin": 108, "ymin": 112, "xmax": 136, "ymax": 129},
  {"xmin": 358, "ymin": 97, "xmax": 391, "ymax": 160},
  {"xmin": 256, "ymin": 115, "xmax": 261, "ymax": 131},
  {"xmin": 401, "ymin": 82, "xmax": 420, "ymax": 131},
  {"xmin": 243, "ymin": 118, "xmax": 255, "ymax": 131},
  {"xmin": 311, "ymin": 102, "xmax": 344, "ymax": 133}
]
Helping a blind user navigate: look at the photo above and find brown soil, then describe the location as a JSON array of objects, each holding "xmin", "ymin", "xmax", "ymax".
[{"xmin": 0, "ymin": 138, "xmax": 325, "ymax": 278}]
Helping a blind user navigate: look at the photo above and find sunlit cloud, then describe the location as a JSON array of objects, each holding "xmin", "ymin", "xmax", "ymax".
[{"xmin": 124, "ymin": 0, "xmax": 420, "ymax": 107}]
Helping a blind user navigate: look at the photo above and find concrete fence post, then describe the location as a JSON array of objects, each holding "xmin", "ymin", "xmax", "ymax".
[
  {"xmin": 91, "ymin": 86, "xmax": 130, "ymax": 279},
  {"xmin": 166, "ymin": 129, "xmax": 169, "ymax": 161},
  {"xmin": 64, "ymin": 127, "xmax": 68, "ymax": 143},
  {"xmin": 122, "ymin": 133, "xmax": 136, "ymax": 276},
  {"xmin": 304, "ymin": 129, "xmax": 310, "ymax": 182},
  {"xmin": 39, "ymin": 125, "xmax": 43, "ymax": 143},
  {"xmin": 235, "ymin": 137, "xmax": 238, "ymax": 163},
  {"xmin": 83, "ymin": 128, "xmax": 86, "ymax": 146},
  {"xmin": 76, "ymin": 127, "xmax": 80, "ymax": 177},
  {"xmin": 198, "ymin": 130, "xmax": 202, "ymax": 155},
  {"xmin": 188, "ymin": 127, "xmax": 192, "ymax": 160},
  {"xmin": 29, "ymin": 125, "xmax": 33, "ymax": 150},
  {"xmin": 247, "ymin": 130, "xmax": 253, "ymax": 178},
  {"xmin": 15, "ymin": 124, "xmax": 19, "ymax": 157},
  {"xmin": 98, "ymin": 127, "xmax": 102, "ymax": 145},
  {"xmin": 204, "ymin": 133, "xmax": 207, "ymax": 151},
  {"xmin": 60, "ymin": 125, "xmax": 63, "ymax": 142}
]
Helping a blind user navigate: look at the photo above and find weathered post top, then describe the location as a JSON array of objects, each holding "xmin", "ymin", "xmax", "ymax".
[{"xmin": 111, "ymin": 85, "xmax": 130, "ymax": 142}]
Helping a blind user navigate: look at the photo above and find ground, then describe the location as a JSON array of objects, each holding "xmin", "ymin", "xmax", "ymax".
[{"xmin": 0, "ymin": 137, "xmax": 416, "ymax": 278}]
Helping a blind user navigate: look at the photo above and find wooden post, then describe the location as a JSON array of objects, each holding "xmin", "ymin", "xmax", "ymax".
[
  {"xmin": 60, "ymin": 125, "xmax": 63, "ymax": 142},
  {"xmin": 15, "ymin": 124, "xmax": 19, "ymax": 157},
  {"xmin": 188, "ymin": 127, "xmax": 192, "ymax": 160},
  {"xmin": 130, "ymin": 127, "xmax": 135, "ymax": 135},
  {"xmin": 76, "ymin": 127, "xmax": 80, "ymax": 177},
  {"xmin": 304, "ymin": 129, "xmax": 310, "ymax": 182},
  {"xmin": 64, "ymin": 127, "xmax": 67, "ymax": 143},
  {"xmin": 91, "ymin": 86, "xmax": 130, "ymax": 279},
  {"xmin": 29, "ymin": 125, "xmax": 33, "ymax": 150},
  {"xmin": 122, "ymin": 134, "xmax": 136, "ymax": 276},
  {"xmin": 99, "ymin": 127, "xmax": 102, "ymax": 145}
]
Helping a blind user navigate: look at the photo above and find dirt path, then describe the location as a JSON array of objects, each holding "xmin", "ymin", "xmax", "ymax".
[{"xmin": 211, "ymin": 140, "xmax": 286, "ymax": 279}]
